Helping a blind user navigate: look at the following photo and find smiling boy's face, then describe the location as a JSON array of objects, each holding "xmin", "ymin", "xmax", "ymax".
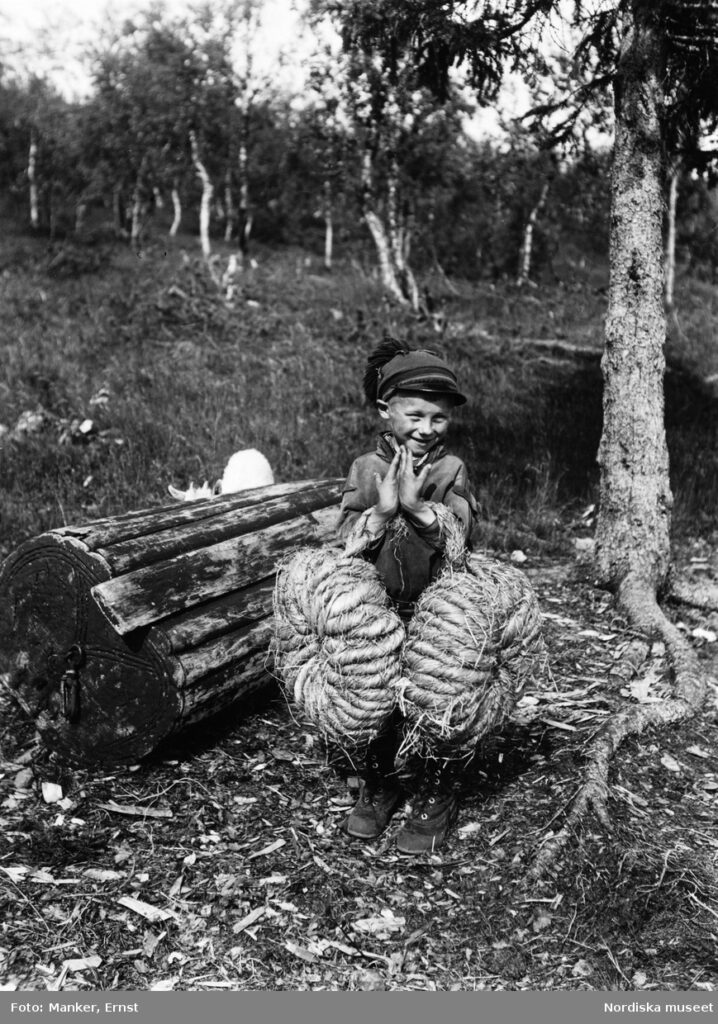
[{"xmin": 377, "ymin": 392, "xmax": 454, "ymax": 456}]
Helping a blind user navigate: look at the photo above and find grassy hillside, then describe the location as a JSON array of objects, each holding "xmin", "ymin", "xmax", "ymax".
[
  {"xmin": 2, "ymin": 225, "xmax": 718, "ymax": 994},
  {"xmin": 1, "ymin": 225, "xmax": 717, "ymax": 566}
]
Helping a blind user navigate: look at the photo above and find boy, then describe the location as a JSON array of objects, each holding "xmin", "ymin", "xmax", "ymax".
[{"xmin": 337, "ymin": 340, "xmax": 477, "ymax": 854}]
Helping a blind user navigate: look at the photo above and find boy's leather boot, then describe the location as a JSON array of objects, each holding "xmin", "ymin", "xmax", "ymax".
[
  {"xmin": 395, "ymin": 759, "xmax": 459, "ymax": 855},
  {"xmin": 345, "ymin": 733, "xmax": 403, "ymax": 840}
]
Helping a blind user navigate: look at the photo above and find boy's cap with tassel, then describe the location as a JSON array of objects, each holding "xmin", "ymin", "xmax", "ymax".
[{"xmin": 377, "ymin": 349, "xmax": 467, "ymax": 406}]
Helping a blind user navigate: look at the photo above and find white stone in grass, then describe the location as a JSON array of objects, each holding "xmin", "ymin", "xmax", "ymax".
[
  {"xmin": 659, "ymin": 752, "xmax": 682, "ymax": 773},
  {"xmin": 13, "ymin": 768, "xmax": 33, "ymax": 791},
  {"xmin": 574, "ymin": 537, "xmax": 595, "ymax": 553},
  {"xmin": 692, "ymin": 627, "xmax": 717, "ymax": 643},
  {"xmin": 510, "ymin": 550, "xmax": 528, "ymax": 564},
  {"xmin": 41, "ymin": 781, "xmax": 63, "ymax": 803}
]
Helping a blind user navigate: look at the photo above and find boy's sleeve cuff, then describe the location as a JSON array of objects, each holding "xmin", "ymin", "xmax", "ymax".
[
  {"xmin": 344, "ymin": 508, "xmax": 387, "ymax": 556},
  {"xmin": 405, "ymin": 514, "xmax": 443, "ymax": 547}
]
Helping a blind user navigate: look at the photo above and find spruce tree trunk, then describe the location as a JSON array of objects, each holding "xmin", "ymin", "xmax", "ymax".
[
  {"xmin": 594, "ymin": 2, "xmax": 672, "ymax": 605},
  {"xmin": 665, "ymin": 163, "xmax": 679, "ymax": 309}
]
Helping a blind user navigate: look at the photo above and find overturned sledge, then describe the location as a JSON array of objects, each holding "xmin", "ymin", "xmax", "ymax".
[{"xmin": 0, "ymin": 479, "xmax": 342, "ymax": 765}]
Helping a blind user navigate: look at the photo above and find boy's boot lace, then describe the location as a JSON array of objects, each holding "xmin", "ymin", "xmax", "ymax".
[
  {"xmin": 396, "ymin": 759, "xmax": 459, "ymax": 855},
  {"xmin": 345, "ymin": 732, "xmax": 403, "ymax": 840}
]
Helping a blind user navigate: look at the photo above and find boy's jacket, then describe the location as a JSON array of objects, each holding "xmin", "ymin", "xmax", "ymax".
[{"xmin": 337, "ymin": 433, "xmax": 478, "ymax": 607}]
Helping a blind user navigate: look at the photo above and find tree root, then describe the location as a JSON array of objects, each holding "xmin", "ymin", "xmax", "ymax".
[{"xmin": 529, "ymin": 575, "xmax": 708, "ymax": 882}]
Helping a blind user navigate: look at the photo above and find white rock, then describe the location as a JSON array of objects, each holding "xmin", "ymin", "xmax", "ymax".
[
  {"xmin": 41, "ymin": 782, "xmax": 64, "ymax": 804},
  {"xmin": 14, "ymin": 768, "xmax": 33, "ymax": 791},
  {"xmin": 574, "ymin": 537, "xmax": 595, "ymax": 553}
]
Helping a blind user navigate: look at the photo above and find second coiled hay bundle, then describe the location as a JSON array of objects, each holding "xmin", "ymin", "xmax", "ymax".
[
  {"xmin": 271, "ymin": 548, "xmax": 403, "ymax": 748},
  {"xmin": 272, "ymin": 505, "xmax": 546, "ymax": 758},
  {"xmin": 398, "ymin": 553, "xmax": 545, "ymax": 756}
]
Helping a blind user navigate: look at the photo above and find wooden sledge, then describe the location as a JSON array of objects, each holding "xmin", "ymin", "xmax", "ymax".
[{"xmin": 0, "ymin": 479, "xmax": 342, "ymax": 765}]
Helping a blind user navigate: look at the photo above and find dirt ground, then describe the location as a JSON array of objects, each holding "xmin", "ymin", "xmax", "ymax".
[{"xmin": 1, "ymin": 555, "xmax": 717, "ymax": 992}]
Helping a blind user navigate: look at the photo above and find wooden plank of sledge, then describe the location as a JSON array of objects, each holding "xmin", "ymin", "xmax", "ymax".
[
  {"xmin": 92, "ymin": 502, "xmax": 338, "ymax": 634},
  {"xmin": 0, "ymin": 478, "xmax": 343, "ymax": 765}
]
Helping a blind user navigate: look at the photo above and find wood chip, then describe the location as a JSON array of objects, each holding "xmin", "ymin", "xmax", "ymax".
[
  {"xmin": 63, "ymin": 955, "xmax": 102, "ymax": 972},
  {"xmin": 660, "ymin": 753, "xmax": 682, "ymax": 773},
  {"xmin": 247, "ymin": 838, "xmax": 286, "ymax": 859},
  {"xmin": 285, "ymin": 941, "xmax": 320, "ymax": 963},
  {"xmin": 488, "ymin": 829, "xmax": 510, "ymax": 847},
  {"xmin": 117, "ymin": 896, "xmax": 177, "ymax": 922},
  {"xmin": 540, "ymin": 718, "xmax": 577, "ymax": 732},
  {"xmin": 312, "ymin": 854, "xmax": 333, "ymax": 873},
  {"xmin": 687, "ymin": 745, "xmax": 711, "ymax": 759},
  {"xmin": 232, "ymin": 906, "xmax": 265, "ymax": 934},
  {"xmin": 99, "ymin": 801, "xmax": 173, "ymax": 819}
]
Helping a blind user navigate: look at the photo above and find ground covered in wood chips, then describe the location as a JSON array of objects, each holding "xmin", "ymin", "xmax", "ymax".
[{"xmin": 1, "ymin": 557, "xmax": 717, "ymax": 992}]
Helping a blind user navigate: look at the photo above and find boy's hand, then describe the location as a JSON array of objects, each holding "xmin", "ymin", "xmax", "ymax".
[
  {"xmin": 398, "ymin": 447, "xmax": 434, "ymax": 522},
  {"xmin": 373, "ymin": 449, "xmax": 401, "ymax": 519}
]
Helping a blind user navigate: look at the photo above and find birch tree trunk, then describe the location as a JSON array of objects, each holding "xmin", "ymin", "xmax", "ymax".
[
  {"xmin": 385, "ymin": 157, "xmax": 420, "ymax": 311},
  {"xmin": 224, "ymin": 166, "xmax": 235, "ymax": 243},
  {"xmin": 75, "ymin": 201, "xmax": 87, "ymax": 236},
  {"xmin": 517, "ymin": 180, "xmax": 550, "ymax": 286},
  {"xmin": 190, "ymin": 130, "xmax": 213, "ymax": 260},
  {"xmin": 323, "ymin": 178, "xmax": 333, "ymax": 271},
  {"xmin": 169, "ymin": 182, "xmax": 182, "ymax": 237},
  {"xmin": 361, "ymin": 151, "xmax": 407, "ymax": 305},
  {"xmin": 130, "ymin": 154, "xmax": 150, "ymax": 249},
  {"xmin": 28, "ymin": 130, "xmax": 39, "ymax": 230},
  {"xmin": 665, "ymin": 163, "xmax": 679, "ymax": 309},
  {"xmin": 594, "ymin": 1, "xmax": 672, "ymax": 607},
  {"xmin": 130, "ymin": 182, "xmax": 144, "ymax": 248},
  {"xmin": 237, "ymin": 136, "xmax": 252, "ymax": 261},
  {"xmin": 113, "ymin": 185, "xmax": 128, "ymax": 239}
]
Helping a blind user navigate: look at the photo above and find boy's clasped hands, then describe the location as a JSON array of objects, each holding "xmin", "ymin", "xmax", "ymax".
[{"xmin": 370, "ymin": 447, "xmax": 436, "ymax": 530}]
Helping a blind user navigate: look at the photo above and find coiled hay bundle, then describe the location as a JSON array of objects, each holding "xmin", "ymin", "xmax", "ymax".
[
  {"xmin": 397, "ymin": 554, "xmax": 545, "ymax": 757},
  {"xmin": 272, "ymin": 548, "xmax": 403, "ymax": 747}
]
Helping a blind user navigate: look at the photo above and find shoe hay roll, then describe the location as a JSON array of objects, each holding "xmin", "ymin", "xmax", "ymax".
[
  {"xmin": 271, "ymin": 548, "xmax": 404, "ymax": 748},
  {"xmin": 397, "ymin": 548, "xmax": 546, "ymax": 757}
]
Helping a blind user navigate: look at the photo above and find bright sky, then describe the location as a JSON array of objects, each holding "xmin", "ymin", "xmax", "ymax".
[{"xmin": 1, "ymin": 0, "xmax": 312, "ymax": 98}]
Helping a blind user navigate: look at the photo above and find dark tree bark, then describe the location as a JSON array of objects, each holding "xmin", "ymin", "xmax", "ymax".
[
  {"xmin": 594, "ymin": 2, "xmax": 672, "ymax": 606},
  {"xmin": 665, "ymin": 161, "xmax": 680, "ymax": 309},
  {"xmin": 531, "ymin": 1, "xmax": 708, "ymax": 878}
]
